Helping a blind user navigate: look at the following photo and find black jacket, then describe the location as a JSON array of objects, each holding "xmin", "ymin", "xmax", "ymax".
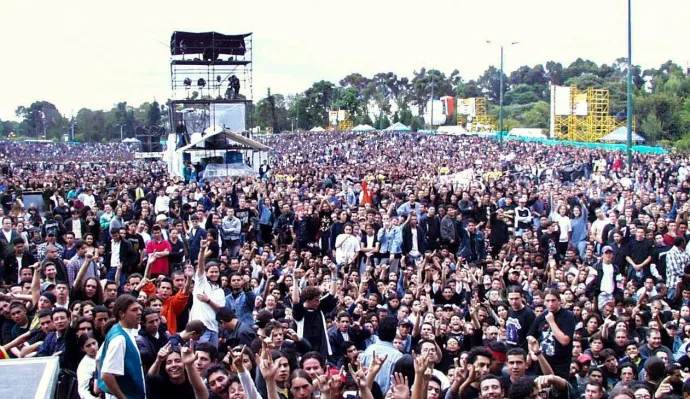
[
  {"xmin": 103, "ymin": 238, "xmax": 138, "ymax": 271},
  {"xmin": 401, "ymin": 224, "xmax": 427, "ymax": 255},
  {"xmin": 2, "ymin": 251, "xmax": 36, "ymax": 285},
  {"xmin": 64, "ymin": 218, "xmax": 86, "ymax": 238},
  {"xmin": 136, "ymin": 329, "xmax": 170, "ymax": 372}
]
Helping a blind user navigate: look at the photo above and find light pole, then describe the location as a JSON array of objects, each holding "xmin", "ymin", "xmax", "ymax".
[
  {"xmin": 430, "ymin": 70, "xmax": 434, "ymax": 129},
  {"xmin": 626, "ymin": 0, "xmax": 633, "ymax": 169},
  {"xmin": 119, "ymin": 124, "xmax": 127, "ymax": 141},
  {"xmin": 486, "ymin": 40, "xmax": 518, "ymax": 147}
]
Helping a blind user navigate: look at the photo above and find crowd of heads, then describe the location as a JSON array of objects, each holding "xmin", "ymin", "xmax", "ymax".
[{"xmin": 1, "ymin": 132, "xmax": 690, "ymax": 399}]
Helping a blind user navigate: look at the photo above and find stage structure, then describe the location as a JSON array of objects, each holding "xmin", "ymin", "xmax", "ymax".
[
  {"xmin": 157, "ymin": 31, "xmax": 262, "ymax": 176},
  {"xmin": 549, "ymin": 84, "xmax": 629, "ymax": 142},
  {"xmin": 328, "ymin": 110, "xmax": 353, "ymax": 131},
  {"xmin": 168, "ymin": 31, "xmax": 253, "ymax": 138},
  {"xmin": 456, "ymin": 97, "xmax": 496, "ymax": 132},
  {"xmin": 164, "ymin": 127, "xmax": 270, "ymax": 178}
]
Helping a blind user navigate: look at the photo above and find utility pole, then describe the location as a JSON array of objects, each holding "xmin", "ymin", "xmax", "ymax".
[
  {"xmin": 430, "ymin": 71, "xmax": 434, "ymax": 129},
  {"xmin": 486, "ymin": 41, "xmax": 518, "ymax": 147},
  {"xmin": 626, "ymin": 0, "xmax": 634, "ymax": 169}
]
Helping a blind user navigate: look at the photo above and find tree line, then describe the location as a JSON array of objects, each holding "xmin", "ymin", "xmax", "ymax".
[
  {"xmin": 3, "ymin": 58, "xmax": 689, "ymax": 147},
  {"xmin": 253, "ymin": 58, "xmax": 690, "ymax": 147},
  {"xmin": 0, "ymin": 101, "xmax": 164, "ymax": 143}
]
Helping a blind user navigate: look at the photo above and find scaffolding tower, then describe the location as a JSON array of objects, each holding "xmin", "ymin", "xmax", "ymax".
[
  {"xmin": 457, "ymin": 97, "xmax": 496, "ymax": 132},
  {"xmin": 554, "ymin": 85, "xmax": 627, "ymax": 142}
]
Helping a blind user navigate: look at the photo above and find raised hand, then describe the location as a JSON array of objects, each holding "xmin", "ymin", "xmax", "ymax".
[
  {"xmin": 228, "ymin": 346, "xmax": 246, "ymax": 373},
  {"xmin": 157, "ymin": 342, "xmax": 171, "ymax": 360},
  {"xmin": 390, "ymin": 372, "xmax": 410, "ymax": 399},
  {"xmin": 180, "ymin": 340, "xmax": 195, "ymax": 365},
  {"xmin": 348, "ymin": 363, "xmax": 368, "ymax": 389},
  {"xmin": 258, "ymin": 342, "xmax": 279, "ymax": 380}
]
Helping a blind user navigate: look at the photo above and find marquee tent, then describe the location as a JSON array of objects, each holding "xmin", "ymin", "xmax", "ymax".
[
  {"xmin": 600, "ymin": 127, "xmax": 646, "ymax": 142},
  {"xmin": 309, "ymin": 126, "xmax": 326, "ymax": 132},
  {"xmin": 384, "ymin": 122, "xmax": 411, "ymax": 132},
  {"xmin": 352, "ymin": 124, "xmax": 376, "ymax": 132}
]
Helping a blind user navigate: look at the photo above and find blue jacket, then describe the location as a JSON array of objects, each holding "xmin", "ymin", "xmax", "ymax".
[
  {"xmin": 225, "ymin": 290, "xmax": 258, "ymax": 326},
  {"xmin": 378, "ymin": 226, "xmax": 403, "ymax": 254},
  {"xmin": 98, "ymin": 324, "xmax": 146, "ymax": 399},
  {"xmin": 457, "ymin": 229, "xmax": 486, "ymax": 261},
  {"xmin": 37, "ymin": 331, "xmax": 65, "ymax": 359},
  {"xmin": 188, "ymin": 227, "xmax": 206, "ymax": 264}
]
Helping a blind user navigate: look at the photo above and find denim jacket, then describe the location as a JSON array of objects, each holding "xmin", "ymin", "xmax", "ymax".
[{"xmin": 378, "ymin": 226, "xmax": 403, "ymax": 254}]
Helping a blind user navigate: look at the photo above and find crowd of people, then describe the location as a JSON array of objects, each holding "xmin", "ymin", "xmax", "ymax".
[{"xmin": 0, "ymin": 131, "xmax": 689, "ymax": 399}]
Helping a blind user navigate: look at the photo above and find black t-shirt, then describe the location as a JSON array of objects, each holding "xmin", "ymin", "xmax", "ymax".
[
  {"xmin": 624, "ymin": 238, "xmax": 652, "ymax": 265},
  {"xmin": 506, "ymin": 306, "xmax": 536, "ymax": 350},
  {"xmin": 126, "ymin": 233, "xmax": 145, "ymax": 254},
  {"xmin": 527, "ymin": 307, "xmax": 576, "ymax": 378},
  {"xmin": 168, "ymin": 239, "xmax": 185, "ymax": 265},
  {"xmin": 147, "ymin": 374, "xmax": 196, "ymax": 399}
]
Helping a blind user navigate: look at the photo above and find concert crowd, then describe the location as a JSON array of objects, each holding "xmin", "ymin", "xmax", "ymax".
[{"xmin": 0, "ymin": 132, "xmax": 689, "ymax": 399}]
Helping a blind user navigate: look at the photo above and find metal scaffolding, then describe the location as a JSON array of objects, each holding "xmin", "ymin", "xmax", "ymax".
[{"xmin": 554, "ymin": 85, "xmax": 628, "ymax": 142}]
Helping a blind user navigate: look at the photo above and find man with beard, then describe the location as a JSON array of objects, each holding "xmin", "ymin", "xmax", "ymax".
[{"xmin": 450, "ymin": 346, "xmax": 492, "ymax": 399}]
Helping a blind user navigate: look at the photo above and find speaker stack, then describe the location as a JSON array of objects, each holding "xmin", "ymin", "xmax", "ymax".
[{"xmin": 135, "ymin": 126, "xmax": 165, "ymax": 152}]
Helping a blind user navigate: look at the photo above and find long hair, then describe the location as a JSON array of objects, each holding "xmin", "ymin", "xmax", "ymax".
[{"xmin": 112, "ymin": 294, "xmax": 138, "ymax": 322}]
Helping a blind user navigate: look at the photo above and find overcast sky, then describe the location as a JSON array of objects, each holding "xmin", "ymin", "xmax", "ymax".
[{"xmin": 1, "ymin": 0, "xmax": 688, "ymax": 121}]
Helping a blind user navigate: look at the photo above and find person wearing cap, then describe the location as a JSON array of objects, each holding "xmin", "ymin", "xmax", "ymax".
[
  {"xmin": 1, "ymin": 237, "xmax": 36, "ymax": 285},
  {"xmin": 155, "ymin": 214, "xmax": 169, "ymax": 240},
  {"xmin": 586, "ymin": 245, "xmax": 624, "ymax": 310}
]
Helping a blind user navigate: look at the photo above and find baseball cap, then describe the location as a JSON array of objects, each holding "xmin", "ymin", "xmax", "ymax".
[
  {"xmin": 398, "ymin": 319, "xmax": 413, "ymax": 327},
  {"xmin": 577, "ymin": 354, "xmax": 592, "ymax": 364},
  {"xmin": 602, "ymin": 246, "xmax": 614, "ymax": 253},
  {"xmin": 156, "ymin": 214, "xmax": 167, "ymax": 222},
  {"xmin": 41, "ymin": 281, "xmax": 55, "ymax": 293}
]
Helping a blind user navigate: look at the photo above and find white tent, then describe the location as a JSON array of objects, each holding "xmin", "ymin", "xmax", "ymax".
[
  {"xmin": 122, "ymin": 137, "xmax": 141, "ymax": 143},
  {"xmin": 384, "ymin": 122, "xmax": 411, "ymax": 132},
  {"xmin": 352, "ymin": 124, "xmax": 376, "ymax": 132},
  {"xmin": 309, "ymin": 126, "xmax": 326, "ymax": 132},
  {"xmin": 600, "ymin": 127, "xmax": 646, "ymax": 142},
  {"xmin": 508, "ymin": 128, "xmax": 547, "ymax": 139}
]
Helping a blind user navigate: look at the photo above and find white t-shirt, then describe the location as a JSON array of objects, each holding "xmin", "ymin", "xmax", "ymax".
[
  {"xmin": 600, "ymin": 262, "xmax": 614, "ymax": 295},
  {"xmin": 553, "ymin": 214, "xmax": 572, "ymax": 242},
  {"xmin": 410, "ymin": 228, "xmax": 420, "ymax": 257},
  {"xmin": 110, "ymin": 241, "xmax": 121, "ymax": 267},
  {"xmin": 190, "ymin": 273, "xmax": 226, "ymax": 332},
  {"xmin": 335, "ymin": 234, "xmax": 360, "ymax": 265},
  {"xmin": 99, "ymin": 327, "xmax": 145, "ymax": 399}
]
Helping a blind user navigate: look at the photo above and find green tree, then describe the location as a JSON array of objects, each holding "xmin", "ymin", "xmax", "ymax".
[
  {"xmin": 640, "ymin": 113, "xmax": 663, "ymax": 145},
  {"xmin": 148, "ymin": 100, "xmax": 162, "ymax": 126}
]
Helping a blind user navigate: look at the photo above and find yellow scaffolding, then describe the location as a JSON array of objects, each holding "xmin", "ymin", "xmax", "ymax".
[
  {"xmin": 554, "ymin": 85, "xmax": 629, "ymax": 142},
  {"xmin": 338, "ymin": 119, "xmax": 353, "ymax": 131},
  {"xmin": 457, "ymin": 97, "xmax": 495, "ymax": 131}
]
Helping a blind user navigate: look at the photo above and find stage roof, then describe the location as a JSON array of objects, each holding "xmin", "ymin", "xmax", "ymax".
[{"xmin": 170, "ymin": 31, "xmax": 251, "ymax": 56}]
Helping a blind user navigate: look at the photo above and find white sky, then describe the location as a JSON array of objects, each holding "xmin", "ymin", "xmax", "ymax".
[{"xmin": 1, "ymin": 0, "xmax": 688, "ymax": 121}]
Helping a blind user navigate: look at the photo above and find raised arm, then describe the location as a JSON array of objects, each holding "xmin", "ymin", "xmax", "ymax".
[
  {"xmin": 74, "ymin": 252, "xmax": 95, "ymax": 290},
  {"xmin": 182, "ymin": 341, "xmax": 208, "ymax": 399},
  {"xmin": 30, "ymin": 262, "xmax": 41, "ymax": 307},
  {"xmin": 292, "ymin": 269, "xmax": 300, "ymax": 305}
]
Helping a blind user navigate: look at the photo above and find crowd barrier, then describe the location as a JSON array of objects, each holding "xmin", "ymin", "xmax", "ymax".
[{"xmin": 417, "ymin": 131, "xmax": 668, "ymax": 155}]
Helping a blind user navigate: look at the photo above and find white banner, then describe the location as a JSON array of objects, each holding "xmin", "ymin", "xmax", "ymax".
[{"xmin": 135, "ymin": 152, "xmax": 164, "ymax": 159}]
